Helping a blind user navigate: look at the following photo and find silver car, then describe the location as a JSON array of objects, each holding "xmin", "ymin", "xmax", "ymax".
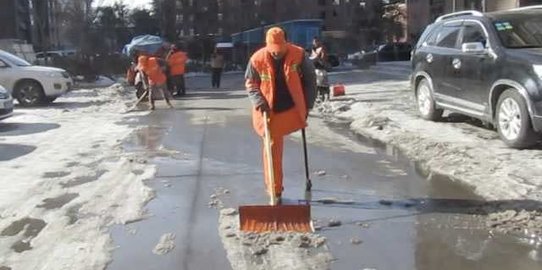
[{"xmin": 0, "ymin": 50, "xmax": 73, "ymax": 106}]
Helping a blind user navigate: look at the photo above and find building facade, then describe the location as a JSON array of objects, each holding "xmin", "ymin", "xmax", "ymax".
[{"xmin": 174, "ymin": 0, "xmax": 380, "ymax": 48}]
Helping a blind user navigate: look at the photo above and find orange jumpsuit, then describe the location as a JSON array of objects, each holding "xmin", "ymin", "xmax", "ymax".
[{"xmin": 245, "ymin": 28, "xmax": 316, "ymax": 197}]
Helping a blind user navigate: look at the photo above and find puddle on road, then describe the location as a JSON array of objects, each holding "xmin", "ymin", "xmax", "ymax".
[
  {"xmin": 320, "ymin": 120, "xmax": 542, "ymax": 270},
  {"xmin": 107, "ymin": 99, "xmax": 542, "ymax": 270}
]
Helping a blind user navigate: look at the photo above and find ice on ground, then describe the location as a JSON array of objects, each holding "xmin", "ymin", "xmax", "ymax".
[
  {"xmin": 152, "ymin": 233, "xmax": 176, "ymax": 255},
  {"xmin": 0, "ymin": 84, "xmax": 155, "ymax": 269}
]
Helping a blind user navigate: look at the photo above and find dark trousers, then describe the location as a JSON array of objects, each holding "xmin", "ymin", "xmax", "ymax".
[
  {"xmin": 211, "ymin": 68, "xmax": 223, "ymax": 88},
  {"xmin": 168, "ymin": 74, "xmax": 186, "ymax": 95}
]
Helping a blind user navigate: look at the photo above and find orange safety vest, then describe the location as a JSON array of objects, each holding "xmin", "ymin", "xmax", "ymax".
[
  {"xmin": 247, "ymin": 44, "xmax": 307, "ymax": 137},
  {"xmin": 138, "ymin": 57, "xmax": 166, "ymax": 86},
  {"xmin": 168, "ymin": 51, "xmax": 187, "ymax": 75}
]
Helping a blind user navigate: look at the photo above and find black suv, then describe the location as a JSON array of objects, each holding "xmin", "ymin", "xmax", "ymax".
[{"xmin": 411, "ymin": 6, "xmax": 542, "ymax": 148}]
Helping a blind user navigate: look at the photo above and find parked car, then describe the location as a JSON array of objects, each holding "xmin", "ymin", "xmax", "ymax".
[
  {"xmin": 411, "ymin": 6, "xmax": 542, "ymax": 148},
  {"xmin": 0, "ymin": 84, "xmax": 14, "ymax": 120},
  {"xmin": 377, "ymin": 42, "xmax": 413, "ymax": 62},
  {"xmin": 0, "ymin": 50, "xmax": 72, "ymax": 106},
  {"xmin": 349, "ymin": 43, "xmax": 412, "ymax": 68}
]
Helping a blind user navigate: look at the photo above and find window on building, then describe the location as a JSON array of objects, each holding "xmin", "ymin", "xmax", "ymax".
[
  {"xmin": 177, "ymin": 14, "xmax": 184, "ymax": 22},
  {"xmin": 218, "ymin": 13, "xmax": 223, "ymax": 21},
  {"xmin": 218, "ymin": 27, "xmax": 223, "ymax": 35},
  {"xmin": 333, "ymin": 10, "xmax": 338, "ymax": 17},
  {"xmin": 333, "ymin": 0, "xmax": 340, "ymax": 5},
  {"xmin": 190, "ymin": 28, "xmax": 195, "ymax": 36},
  {"xmin": 189, "ymin": 0, "xmax": 194, "ymax": 7}
]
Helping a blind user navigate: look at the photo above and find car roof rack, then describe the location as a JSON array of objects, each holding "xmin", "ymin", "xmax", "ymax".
[
  {"xmin": 510, "ymin": 5, "xmax": 542, "ymax": 11},
  {"xmin": 435, "ymin": 10, "xmax": 484, "ymax": 22}
]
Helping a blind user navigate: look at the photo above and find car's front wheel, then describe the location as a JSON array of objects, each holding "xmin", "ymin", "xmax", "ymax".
[
  {"xmin": 14, "ymin": 80, "xmax": 45, "ymax": 107},
  {"xmin": 496, "ymin": 89, "xmax": 538, "ymax": 148},
  {"xmin": 416, "ymin": 78, "xmax": 443, "ymax": 121}
]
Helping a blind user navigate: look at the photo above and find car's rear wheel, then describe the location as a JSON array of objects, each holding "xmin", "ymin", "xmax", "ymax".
[
  {"xmin": 496, "ymin": 89, "xmax": 538, "ymax": 148},
  {"xmin": 14, "ymin": 80, "xmax": 46, "ymax": 107},
  {"xmin": 416, "ymin": 78, "xmax": 443, "ymax": 121}
]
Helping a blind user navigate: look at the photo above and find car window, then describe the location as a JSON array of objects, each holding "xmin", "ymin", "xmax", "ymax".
[
  {"xmin": 435, "ymin": 24, "xmax": 462, "ymax": 49},
  {"xmin": 0, "ymin": 60, "xmax": 8, "ymax": 68},
  {"xmin": 462, "ymin": 23, "xmax": 488, "ymax": 47},
  {"xmin": 491, "ymin": 14, "xmax": 542, "ymax": 48}
]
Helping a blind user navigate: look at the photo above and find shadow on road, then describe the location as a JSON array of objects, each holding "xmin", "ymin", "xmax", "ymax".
[
  {"xmin": 0, "ymin": 143, "xmax": 37, "ymax": 161},
  {"xmin": 0, "ymin": 123, "xmax": 60, "ymax": 136}
]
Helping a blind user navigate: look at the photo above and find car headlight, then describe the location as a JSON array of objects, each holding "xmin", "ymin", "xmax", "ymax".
[{"xmin": 533, "ymin": 65, "xmax": 542, "ymax": 80}]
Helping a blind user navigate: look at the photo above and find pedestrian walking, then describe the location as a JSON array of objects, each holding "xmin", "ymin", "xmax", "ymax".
[
  {"xmin": 167, "ymin": 45, "xmax": 188, "ymax": 96},
  {"xmin": 245, "ymin": 27, "xmax": 316, "ymax": 202},
  {"xmin": 210, "ymin": 49, "xmax": 225, "ymax": 88},
  {"xmin": 137, "ymin": 55, "xmax": 173, "ymax": 110},
  {"xmin": 310, "ymin": 37, "xmax": 331, "ymax": 101}
]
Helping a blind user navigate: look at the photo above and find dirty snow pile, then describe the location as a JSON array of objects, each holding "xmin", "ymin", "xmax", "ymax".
[
  {"xmin": 316, "ymin": 78, "xmax": 542, "ymax": 236},
  {"xmin": 0, "ymin": 84, "xmax": 155, "ymax": 270},
  {"xmin": 218, "ymin": 208, "xmax": 333, "ymax": 270}
]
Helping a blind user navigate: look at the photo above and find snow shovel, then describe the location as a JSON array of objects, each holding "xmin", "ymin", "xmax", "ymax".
[{"xmin": 239, "ymin": 112, "xmax": 312, "ymax": 233}]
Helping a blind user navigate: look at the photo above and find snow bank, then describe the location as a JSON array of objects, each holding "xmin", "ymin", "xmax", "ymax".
[{"xmin": 0, "ymin": 85, "xmax": 155, "ymax": 269}]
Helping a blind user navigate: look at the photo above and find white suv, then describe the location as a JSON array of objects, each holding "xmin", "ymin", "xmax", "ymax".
[{"xmin": 0, "ymin": 50, "xmax": 73, "ymax": 106}]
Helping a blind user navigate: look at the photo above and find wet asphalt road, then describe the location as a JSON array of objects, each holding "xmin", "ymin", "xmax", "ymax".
[{"xmin": 107, "ymin": 73, "xmax": 542, "ymax": 270}]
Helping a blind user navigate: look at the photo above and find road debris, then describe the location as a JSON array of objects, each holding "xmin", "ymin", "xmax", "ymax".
[
  {"xmin": 327, "ymin": 219, "xmax": 342, "ymax": 227},
  {"xmin": 314, "ymin": 170, "xmax": 327, "ymax": 176},
  {"xmin": 152, "ymin": 233, "xmax": 176, "ymax": 255}
]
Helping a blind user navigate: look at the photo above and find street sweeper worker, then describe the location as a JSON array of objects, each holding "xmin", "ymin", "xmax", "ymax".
[
  {"xmin": 167, "ymin": 45, "xmax": 188, "ymax": 96},
  {"xmin": 245, "ymin": 27, "xmax": 316, "ymax": 201},
  {"xmin": 137, "ymin": 55, "xmax": 173, "ymax": 110}
]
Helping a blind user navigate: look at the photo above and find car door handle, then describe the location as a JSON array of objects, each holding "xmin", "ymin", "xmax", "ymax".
[
  {"xmin": 426, "ymin": 53, "xmax": 434, "ymax": 63},
  {"xmin": 452, "ymin": 58, "xmax": 461, "ymax": 70}
]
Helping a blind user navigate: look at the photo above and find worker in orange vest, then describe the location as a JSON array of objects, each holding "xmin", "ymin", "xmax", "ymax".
[
  {"xmin": 167, "ymin": 45, "xmax": 188, "ymax": 96},
  {"xmin": 137, "ymin": 55, "xmax": 173, "ymax": 110},
  {"xmin": 245, "ymin": 27, "xmax": 316, "ymax": 202}
]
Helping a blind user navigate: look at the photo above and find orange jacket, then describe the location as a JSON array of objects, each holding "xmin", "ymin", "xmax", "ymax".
[
  {"xmin": 138, "ymin": 56, "xmax": 166, "ymax": 85},
  {"xmin": 168, "ymin": 51, "xmax": 187, "ymax": 75},
  {"xmin": 246, "ymin": 44, "xmax": 307, "ymax": 137}
]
